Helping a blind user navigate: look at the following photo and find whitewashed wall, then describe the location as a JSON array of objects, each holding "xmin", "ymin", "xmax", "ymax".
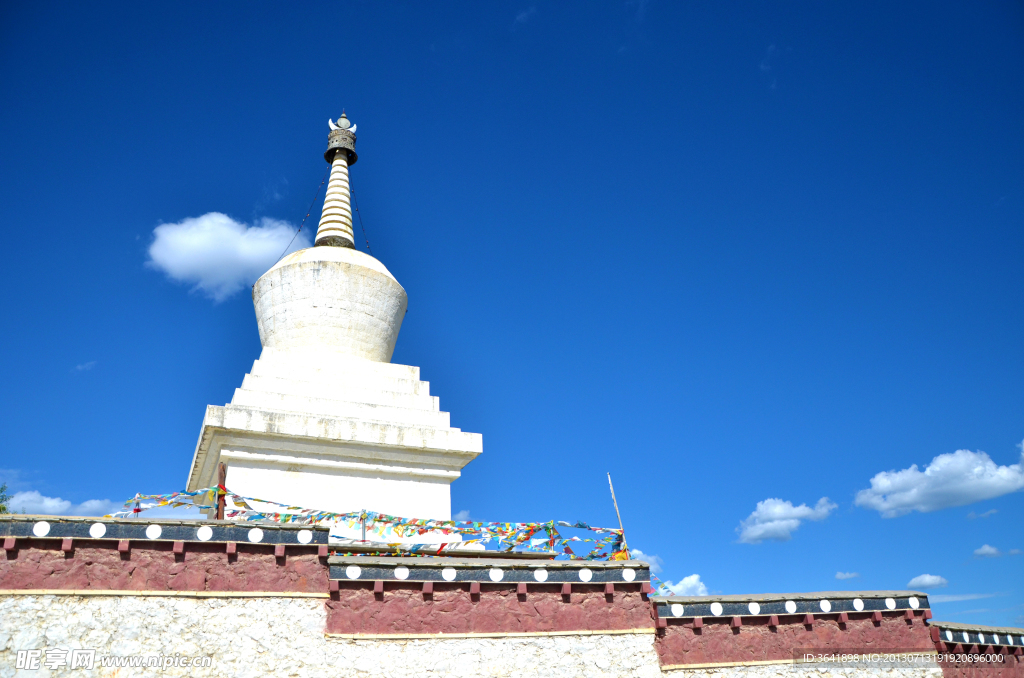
[
  {"xmin": 0, "ymin": 595, "xmax": 944, "ymax": 678},
  {"xmin": 0, "ymin": 595, "xmax": 658, "ymax": 678}
]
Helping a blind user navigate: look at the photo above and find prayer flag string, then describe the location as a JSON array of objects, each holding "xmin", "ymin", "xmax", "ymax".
[{"xmin": 105, "ymin": 486, "xmax": 628, "ymax": 561}]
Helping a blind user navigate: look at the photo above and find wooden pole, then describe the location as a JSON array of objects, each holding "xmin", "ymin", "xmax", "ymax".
[
  {"xmin": 216, "ymin": 462, "xmax": 227, "ymax": 520},
  {"xmin": 607, "ymin": 472, "xmax": 628, "ymax": 553}
]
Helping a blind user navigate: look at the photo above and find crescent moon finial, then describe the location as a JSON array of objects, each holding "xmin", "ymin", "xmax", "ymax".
[{"xmin": 328, "ymin": 118, "xmax": 338, "ymax": 131}]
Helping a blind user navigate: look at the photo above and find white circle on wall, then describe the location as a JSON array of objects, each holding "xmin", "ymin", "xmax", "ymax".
[
  {"xmin": 944, "ymin": 630, "xmax": 953, "ymax": 642},
  {"xmin": 819, "ymin": 599, "xmax": 831, "ymax": 613},
  {"xmin": 489, "ymin": 568, "xmax": 504, "ymax": 582},
  {"xmin": 394, "ymin": 566, "xmax": 410, "ymax": 580},
  {"xmin": 710, "ymin": 602, "xmax": 724, "ymax": 616},
  {"xmin": 908, "ymin": 596, "xmax": 919, "ymax": 609},
  {"xmin": 346, "ymin": 565, "xmax": 362, "ymax": 580},
  {"xmin": 145, "ymin": 524, "xmax": 162, "ymax": 540},
  {"xmin": 962, "ymin": 632, "xmax": 970, "ymax": 642},
  {"xmin": 533, "ymin": 569, "xmax": 548, "ymax": 582},
  {"xmin": 853, "ymin": 598, "xmax": 864, "ymax": 611},
  {"xmin": 197, "ymin": 526, "xmax": 213, "ymax": 541},
  {"xmin": 885, "ymin": 598, "xmax": 896, "ymax": 610},
  {"xmin": 297, "ymin": 530, "xmax": 313, "ymax": 544},
  {"xmin": 89, "ymin": 523, "xmax": 106, "ymax": 538},
  {"xmin": 441, "ymin": 567, "xmax": 457, "ymax": 581},
  {"xmin": 671, "ymin": 604, "xmax": 685, "ymax": 617},
  {"xmin": 578, "ymin": 568, "xmax": 593, "ymax": 582},
  {"xmin": 785, "ymin": 600, "xmax": 797, "ymax": 614},
  {"xmin": 622, "ymin": 568, "xmax": 636, "ymax": 582},
  {"xmin": 748, "ymin": 602, "xmax": 761, "ymax": 615},
  {"xmin": 247, "ymin": 528, "xmax": 264, "ymax": 543},
  {"xmin": 32, "ymin": 521, "xmax": 50, "ymax": 537}
]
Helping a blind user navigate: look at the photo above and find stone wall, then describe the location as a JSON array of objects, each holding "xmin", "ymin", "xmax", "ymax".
[
  {"xmin": 663, "ymin": 664, "xmax": 944, "ymax": 678},
  {"xmin": 0, "ymin": 594, "xmax": 662, "ymax": 677},
  {"xmin": 327, "ymin": 582, "xmax": 653, "ymax": 635},
  {"xmin": 938, "ymin": 655, "xmax": 1024, "ymax": 678},
  {"xmin": 1, "ymin": 593, "xmax": 955, "ymax": 678},
  {"xmin": 0, "ymin": 541, "xmax": 327, "ymax": 593},
  {"xmin": 2, "ymin": 526, "xmax": 1013, "ymax": 678},
  {"xmin": 657, "ymin": 614, "xmax": 934, "ymax": 667}
]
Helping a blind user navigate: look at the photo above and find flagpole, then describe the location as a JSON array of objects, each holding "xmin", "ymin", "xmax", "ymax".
[{"xmin": 607, "ymin": 472, "xmax": 628, "ymax": 553}]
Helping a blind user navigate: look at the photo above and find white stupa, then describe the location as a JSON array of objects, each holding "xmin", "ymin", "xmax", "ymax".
[{"xmin": 185, "ymin": 114, "xmax": 482, "ymax": 537}]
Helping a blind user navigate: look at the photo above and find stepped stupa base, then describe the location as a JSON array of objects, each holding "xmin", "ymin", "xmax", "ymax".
[{"xmin": 186, "ymin": 348, "xmax": 481, "ymax": 535}]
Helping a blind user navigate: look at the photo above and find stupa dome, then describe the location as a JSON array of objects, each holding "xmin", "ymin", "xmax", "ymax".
[{"xmin": 252, "ymin": 246, "xmax": 407, "ymax": 362}]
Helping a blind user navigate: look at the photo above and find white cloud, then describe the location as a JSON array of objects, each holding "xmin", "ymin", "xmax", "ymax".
[
  {"xmin": 835, "ymin": 571, "xmax": 860, "ymax": 580},
  {"xmin": 967, "ymin": 509, "xmax": 998, "ymax": 519},
  {"xmin": 930, "ymin": 593, "xmax": 997, "ymax": 603},
  {"xmin": 147, "ymin": 212, "xmax": 310, "ymax": 302},
  {"xmin": 907, "ymin": 574, "xmax": 948, "ymax": 589},
  {"xmin": 1009, "ymin": 549, "xmax": 1022, "ymax": 555},
  {"xmin": 629, "ymin": 548, "xmax": 664, "ymax": 574},
  {"xmin": 10, "ymin": 490, "xmax": 120, "ymax": 517},
  {"xmin": 973, "ymin": 544, "xmax": 1000, "ymax": 558},
  {"xmin": 513, "ymin": 7, "xmax": 536, "ymax": 25},
  {"xmin": 855, "ymin": 446, "xmax": 1024, "ymax": 518},
  {"xmin": 74, "ymin": 361, "xmax": 96, "ymax": 371},
  {"xmin": 736, "ymin": 497, "xmax": 837, "ymax": 543},
  {"xmin": 658, "ymin": 574, "xmax": 708, "ymax": 596},
  {"xmin": 452, "ymin": 510, "xmax": 470, "ymax": 521}
]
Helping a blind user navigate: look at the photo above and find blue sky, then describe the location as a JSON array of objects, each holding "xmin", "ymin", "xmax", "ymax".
[{"xmin": 1, "ymin": 2, "xmax": 1022, "ymax": 626}]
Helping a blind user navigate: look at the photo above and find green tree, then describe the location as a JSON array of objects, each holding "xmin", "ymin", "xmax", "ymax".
[{"xmin": 0, "ymin": 483, "xmax": 10, "ymax": 514}]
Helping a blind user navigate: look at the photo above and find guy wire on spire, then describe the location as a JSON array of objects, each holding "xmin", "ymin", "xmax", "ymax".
[{"xmin": 271, "ymin": 162, "xmax": 331, "ymax": 267}]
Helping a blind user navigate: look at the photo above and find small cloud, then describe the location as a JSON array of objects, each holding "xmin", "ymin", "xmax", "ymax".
[
  {"xmin": 147, "ymin": 212, "xmax": 310, "ymax": 302},
  {"xmin": 835, "ymin": 571, "xmax": 860, "ymax": 580},
  {"xmin": 759, "ymin": 44, "xmax": 777, "ymax": 72},
  {"xmin": 736, "ymin": 497, "xmax": 837, "ymax": 543},
  {"xmin": 967, "ymin": 509, "xmax": 998, "ymax": 519},
  {"xmin": 629, "ymin": 548, "xmax": 663, "ymax": 574},
  {"xmin": 658, "ymin": 574, "xmax": 708, "ymax": 596},
  {"xmin": 513, "ymin": 7, "xmax": 536, "ymax": 26},
  {"xmin": 452, "ymin": 510, "xmax": 470, "ymax": 521},
  {"xmin": 254, "ymin": 177, "xmax": 288, "ymax": 215},
  {"xmin": 973, "ymin": 544, "xmax": 1000, "ymax": 558},
  {"xmin": 10, "ymin": 490, "xmax": 120, "ymax": 517},
  {"xmin": 930, "ymin": 593, "xmax": 998, "ymax": 603},
  {"xmin": 854, "ymin": 445, "xmax": 1024, "ymax": 518},
  {"xmin": 73, "ymin": 361, "xmax": 97, "ymax": 371},
  {"xmin": 907, "ymin": 574, "xmax": 948, "ymax": 589},
  {"xmin": 1009, "ymin": 549, "xmax": 1021, "ymax": 555},
  {"xmin": 630, "ymin": 0, "xmax": 650, "ymax": 24}
]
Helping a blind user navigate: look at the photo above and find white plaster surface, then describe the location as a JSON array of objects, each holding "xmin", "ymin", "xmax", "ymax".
[
  {"xmin": 0, "ymin": 595, "xmax": 662, "ymax": 677},
  {"xmin": 664, "ymin": 665, "xmax": 941, "ymax": 678},
  {"xmin": 254, "ymin": 247, "xmax": 406, "ymax": 363}
]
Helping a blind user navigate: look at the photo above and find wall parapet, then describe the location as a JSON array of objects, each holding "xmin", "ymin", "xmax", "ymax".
[{"xmin": 653, "ymin": 590, "xmax": 932, "ymax": 627}]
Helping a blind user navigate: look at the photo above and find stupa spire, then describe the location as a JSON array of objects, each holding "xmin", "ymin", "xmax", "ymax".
[{"xmin": 315, "ymin": 112, "xmax": 358, "ymax": 248}]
